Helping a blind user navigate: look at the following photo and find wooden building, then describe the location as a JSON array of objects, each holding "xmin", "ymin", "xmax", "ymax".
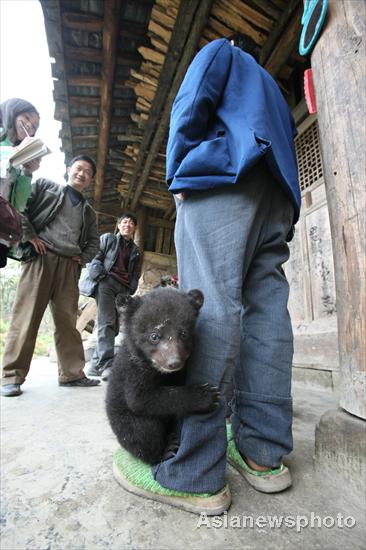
[
  {"xmin": 39, "ymin": 0, "xmax": 336, "ymax": 377},
  {"xmin": 40, "ymin": 0, "xmax": 365, "ymax": 442}
]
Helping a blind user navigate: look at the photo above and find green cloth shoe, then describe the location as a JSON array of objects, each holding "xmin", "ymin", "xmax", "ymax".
[
  {"xmin": 226, "ymin": 424, "xmax": 292, "ymax": 493},
  {"xmin": 113, "ymin": 447, "xmax": 231, "ymax": 515}
]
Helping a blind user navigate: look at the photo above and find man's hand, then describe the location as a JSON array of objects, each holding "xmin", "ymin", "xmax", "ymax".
[
  {"xmin": 29, "ymin": 238, "xmax": 48, "ymax": 255},
  {"xmin": 72, "ymin": 256, "xmax": 81, "ymax": 264},
  {"xmin": 175, "ymin": 192, "xmax": 186, "ymax": 201}
]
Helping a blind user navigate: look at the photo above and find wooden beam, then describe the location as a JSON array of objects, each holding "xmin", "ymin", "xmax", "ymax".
[
  {"xmin": 211, "ymin": 2, "xmax": 265, "ymax": 44},
  {"xmin": 155, "ymin": 227, "xmax": 164, "ymax": 253},
  {"xmin": 250, "ymin": 0, "xmax": 281, "ymax": 21},
  {"xmin": 64, "ymin": 46, "xmax": 141, "ymax": 67},
  {"xmin": 124, "ymin": 0, "xmax": 203, "ymax": 207},
  {"xmin": 69, "ymin": 96, "xmax": 135, "ymax": 109},
  {"xmin": 61, "ymin": 9, "xmax": 148, "ymax": 35},
  {"xmin": 164, "ymin": 201, "xmax": 176, "ymax": 220},
  {"xmin": 125, "ymin": 0, "xmax": 214, "ymax": 209},
  {"xmin": 72, "ymin": 135, "xmax": 98, "ymax": 144},
  {"xmin": 94, "ymin": 0, "xmax": 122, "ymax": 209},
  {"xmin": 116, "ymin": 134, "xmax": 143, "ymax": 143},
  {"xmin": 76, "ymin": 301, "xmax": 97, "ymax": 334},
  {"xmin": 67, "ymin": 75, "xmax": 128, "ymax": 87},
  {"xmin": 70, "ymin": 117, "xmax": 98, "ymax": 127},
  {"xmin": 40, "ymin": 0, "xmax": 73, "ymax": 159},
  {"xmin": 130, "ymin": 0, "xmax": 215, "ymax": 210},
  {"xmin": 260, "ymin": 0, "xmax": 301, "ymax": 66},
  {"xmin": 162, "ymin": 228, "xmax": 172, "ymax": 255},
  {"xmin": 64, "ymin": 46, "xmax": 102, "ymax": 62},
  {"xmin": 94, "ymin": 209, "xmax": 119, "ymax": 220},
  {"xmin": 67, "ymin": 76, "xmax": 102, "ymax": 87},
  {"xmin": 264, "ymin": 4, "xmax": 302, "ymax": 78},
  {"xmin": 62, "ymin": 12, "xmax": 103, "ymax": 32},
  {"xmin": 134, "ymin": 206, "xmax": 147, "ymax": 253},
  {"xmin": 147, "ymin": 216, "xmax": 175, "ymax": 230},
  {"xmin": 219, "ymin": 0, "xmax": 274, "ymax": 33}
]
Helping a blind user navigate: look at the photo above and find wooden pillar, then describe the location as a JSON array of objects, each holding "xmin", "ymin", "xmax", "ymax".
[
  {"xmin": 134, "ymin": 206, "xmax": 147, "ymax": 253},
  {"xmin": 311, "ymin": 0, "xmax": 365, "ymax": 418}
]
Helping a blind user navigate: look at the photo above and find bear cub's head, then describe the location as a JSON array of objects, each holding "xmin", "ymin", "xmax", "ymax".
[{"xmin": 124, "ymin": 287, "xmax": 204, "ymax": 374}]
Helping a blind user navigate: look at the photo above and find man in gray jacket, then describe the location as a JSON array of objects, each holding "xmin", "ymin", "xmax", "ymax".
[
  {"xmin": 82, "ymin": 213, "xmax": 141, "ymax": 381},
  {"xmin": 1, "ymin": 155, "xmax": 100, "ymax": 397}
]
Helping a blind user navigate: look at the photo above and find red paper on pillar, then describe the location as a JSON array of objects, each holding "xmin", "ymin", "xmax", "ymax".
[{"xmin": 304, "ymin": 68, "xmax": 317, "ymax": 114}]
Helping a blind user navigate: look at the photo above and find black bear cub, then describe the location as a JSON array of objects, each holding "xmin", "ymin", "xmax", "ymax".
[{"xmin": 106, "ymin": 287, "xmax": 220, "ymax": 465}]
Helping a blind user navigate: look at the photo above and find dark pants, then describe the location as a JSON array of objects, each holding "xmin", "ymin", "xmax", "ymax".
[{"xmin": 91, "ymin": 276, "xmax": 129, "ymax": 372}]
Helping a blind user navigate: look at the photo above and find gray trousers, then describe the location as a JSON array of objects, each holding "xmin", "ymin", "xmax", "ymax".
[
  {"xmin": 91, "ymin": 275, "xmax": 129, "ymax": 371},
  {"xmin": 154, "ymin": 162, "xmax": 294, "ymax": 493}
]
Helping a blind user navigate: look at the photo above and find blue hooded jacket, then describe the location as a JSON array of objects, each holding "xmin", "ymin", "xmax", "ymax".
[{"xmin": 167, "ymin": 38, "xmax": 300, "ymax": 221}]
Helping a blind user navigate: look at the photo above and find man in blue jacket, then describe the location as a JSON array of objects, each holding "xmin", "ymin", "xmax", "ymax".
[{"xmin": 114, "ymin": 35, "xmax": 300, "ymax": 515}]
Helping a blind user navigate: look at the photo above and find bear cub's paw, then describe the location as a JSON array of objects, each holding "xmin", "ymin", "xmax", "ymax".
[{"xmin": 187, "ymin": 383, "xmax": 221, "ymax": 413}]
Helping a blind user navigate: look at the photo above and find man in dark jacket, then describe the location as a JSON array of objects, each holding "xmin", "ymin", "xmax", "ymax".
[
  {"xmin": 83, "ymin": 213, "xmax": 141, "ymax": 380},
  {"xmin": 1, "ymin": 155, "xmax": 100, "ymax": 397},
  {"xmin": 113, "ymin": 35, "xmax": 300, "ymax": 515}
]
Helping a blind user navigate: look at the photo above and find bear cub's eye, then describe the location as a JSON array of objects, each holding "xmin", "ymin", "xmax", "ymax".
[
  {"xmin": 179, "ymin": 329, "xmax": 189, "ymax": 339},
  {"xmin": 149, "ymin": 332, "xmax": 160, "ymax": 344}
]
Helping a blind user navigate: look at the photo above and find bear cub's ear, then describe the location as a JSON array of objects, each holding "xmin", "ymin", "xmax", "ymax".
[
  {"xmin": 125, "ymin": 295, "xmax": 142, "ymax": 316},
  {"xmin": 187, "ymin": 289, "xmax": 204, "ymax": 311}
]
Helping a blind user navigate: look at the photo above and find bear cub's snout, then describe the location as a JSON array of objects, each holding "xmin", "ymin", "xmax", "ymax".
[{"xmin": 105, "ymin": 287, "xmax": 220, "ymax": 465}]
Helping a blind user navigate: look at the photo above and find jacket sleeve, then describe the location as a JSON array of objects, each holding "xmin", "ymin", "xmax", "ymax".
[
  {"xmin": 129, "ymin": 247, "xmax": 142, "ymax": 294},
  {"xmin": 166, "ymin": 39, "xmax": 232, "ymax": 186},
  {"xmin": 80, "ymin": 208, "xmax": 99, "ymax": 266},
  {"xmin": 86, "ymin": 233, "xmax": 110, "ymax": 279},
  {"xmin": 20, "ymin": 179, "xmax": 43, "ymax": 242}
]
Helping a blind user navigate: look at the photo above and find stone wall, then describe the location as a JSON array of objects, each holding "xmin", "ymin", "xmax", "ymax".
[{"xmin": 136, "ymin": 251, "xmax": 177, "ymax": 294}]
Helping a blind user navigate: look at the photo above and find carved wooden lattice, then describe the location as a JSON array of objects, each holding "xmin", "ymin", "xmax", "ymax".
[{"xmin": 295, "ymin": 119, "xmax": 324, "ymax": 192}]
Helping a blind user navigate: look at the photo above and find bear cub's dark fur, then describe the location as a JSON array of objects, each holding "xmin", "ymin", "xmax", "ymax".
[{"xmin": 105, "ymin": 287, "xmax": 220, "ymax": 465}]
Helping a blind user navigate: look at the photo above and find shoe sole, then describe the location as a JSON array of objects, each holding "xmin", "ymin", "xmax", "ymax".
[
  {"xmin": 0, "ymin": 390, "xmax": 22, "ymax": 397},
  {"xmin": 59, "ymin": 380, "xmax": 101, "ymax": 387},
  {"xmin": 113, "ymin": 462, "xmax": 231, "ymax": 515},
  {"xmin": 227, "ymin": 457, "xmax": 292, "ymax": 493}
]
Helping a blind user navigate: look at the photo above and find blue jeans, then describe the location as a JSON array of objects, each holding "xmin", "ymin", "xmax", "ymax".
[
  {"xmin": 91, "ymin": 276, "xmax": 129, "ymax": 371},
  {"xmin": 153, "ymin": 163, "xmax": 294, "ymax": 493}
]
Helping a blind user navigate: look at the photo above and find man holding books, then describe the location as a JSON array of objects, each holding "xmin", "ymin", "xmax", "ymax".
[{"xmin": 1, "ymin": 155, "xmax": 100, "ymax": 397}]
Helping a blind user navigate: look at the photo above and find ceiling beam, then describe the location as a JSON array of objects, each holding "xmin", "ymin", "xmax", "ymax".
[
  {"xmin": 62, "ymin": 11, "xmax": 147, "ymax": 38},
  {"xmin": 124, "ymin": 0, "xmax": 214, "ymax": 210},
  {"xmin": 164, "ymin": 201, "xmax": 176, "ymax": 221},
  {"xmin": 64, "ymin": 46, "xmax": 141, "ymax": 68},
  {"xmin": 68, "ymin": 96, "xmax": 135, "ymax": 108},
  {"xmin": 94, "ymin": 0, "xmax": 122, "ymax": 210},
  {"xmin": 62, "ymin": 12, "xmax": 103, "ymax": 31},
  {"xmin": 67, "ymin": 75, "xmax": 128, "ymax": 87},
  {"xmin": 264, "ymin": 3, "xmax": 302, "ymax": 78},
  {"xmin": 260, "ymin": 0, "xmax": 301, "ymax": 67},
  {"xmin": 129, "ymin": 0, "xmax": 215, "ymax": 210},
  {"xmin": 40, "ymin": 0, "xmax": 73, "ymax": 162},
  {"xmin": 70, "ymin": 116, "xmax": 131, "ymax": 126},
  {"xmin": 123, "ymin": 3, "xmax": 196, "ymax": 205}
]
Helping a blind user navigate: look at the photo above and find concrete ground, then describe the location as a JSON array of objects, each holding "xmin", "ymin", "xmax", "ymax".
[{"xmin": 1, "ymin": 357, "xmax": 365, "ymax": 550}]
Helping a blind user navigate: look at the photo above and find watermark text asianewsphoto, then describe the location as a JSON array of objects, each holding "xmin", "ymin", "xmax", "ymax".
[{"xmin": 196, "ymin": 512, "xmax": 356, "ymax": 532}]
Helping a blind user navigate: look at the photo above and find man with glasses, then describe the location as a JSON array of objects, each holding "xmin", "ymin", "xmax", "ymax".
[{"xmin": 1, "ymin": 155, "xmax": 100, "ymax": 396}]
